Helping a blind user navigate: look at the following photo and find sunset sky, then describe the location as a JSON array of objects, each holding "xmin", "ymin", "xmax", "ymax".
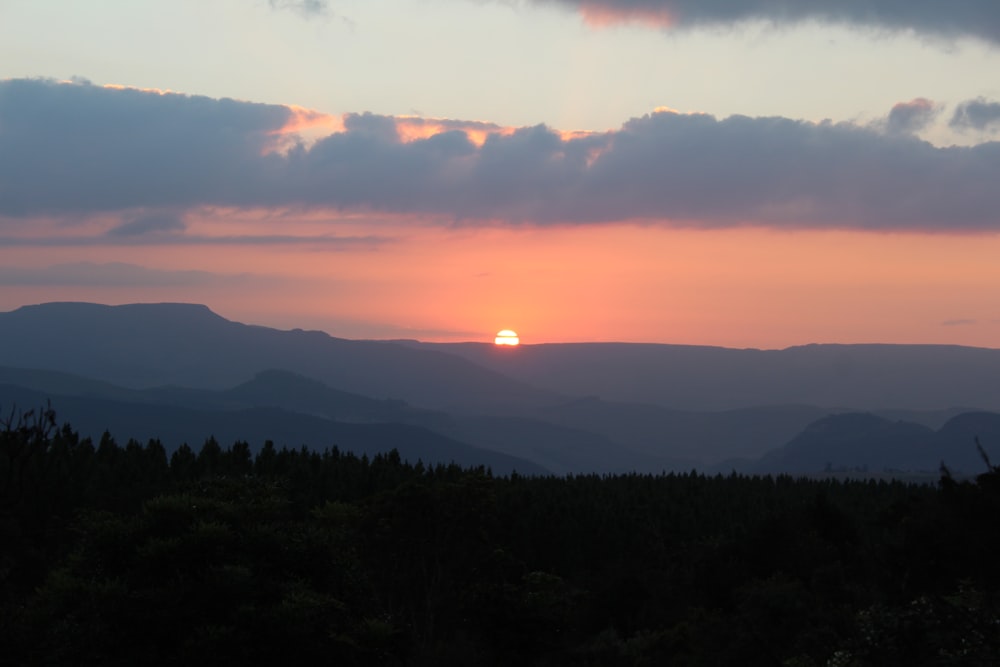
[{"xmin": 2, "ymin": 0, "xmax": 1000, "ymax": 347}]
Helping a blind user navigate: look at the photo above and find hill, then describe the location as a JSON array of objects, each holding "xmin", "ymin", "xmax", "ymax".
[
  {"xmin": 751, "ymin": 411, "xmax": 1000, "ymax": 475},
  {"xmin": 4, "ymin": 302, "xmax": 1000, "ymax": 475},
  {"xmin": 0, "ymin": 380, "xmax": 547, "ymax": 475},
  {"xmin": 0, "ymin": 302, "xmax": 560, "ymax": 412},
  {"xmin": 404, "ymin": 340, "xmax": 1000, "ymax": 411}
]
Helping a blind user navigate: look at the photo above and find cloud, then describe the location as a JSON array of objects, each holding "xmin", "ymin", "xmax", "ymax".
[
  {"xmin": 0, "ymin": 231, "xmax": 387, "ymax": 248},
  {"xmin": 0, "ymin": 262, "xmax": 254, "ymax": 287},
  {"xmin": 0, "ymin": 78, "xmax": 293, "ymax": 217},
  {"xmin": 526, "ymin": 0, "xmax": 1000, "ymax": 43},
  {"xmin": 3, "ymin": 78, "xmax": 1000, "ymax": 231},
  {"xmin": 942, "ymin": 318, "xmax": 978, "ymax": 326},
  {"xmin": 107, "ymin": 212, "xmax": 187, "ymax": 237},
  {"xmin": 268, "ymin": 0, "xmax": 329, "ymax": 18},
  {"xmin": 885, "ymin": 98, "xmax": 940, "ymax": 135},
  {"xmin": 950, "ymin": 98, "xmax": 1000, "ymax": 132}
]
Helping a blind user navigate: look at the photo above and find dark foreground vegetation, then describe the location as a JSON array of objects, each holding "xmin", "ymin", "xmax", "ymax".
[{"xmin": 2, "ymin": 405, "xmax": 999, "ymax": 665}]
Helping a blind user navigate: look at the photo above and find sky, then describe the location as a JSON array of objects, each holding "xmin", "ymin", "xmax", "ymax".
[{"xmin": 2, "ymin": 0, "xmax": 1000, "ymax": 348}]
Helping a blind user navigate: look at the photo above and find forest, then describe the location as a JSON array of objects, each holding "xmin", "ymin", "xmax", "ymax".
[{"xmin": 2, "ymin": 404, "xmax": 999, "ymax": 666}]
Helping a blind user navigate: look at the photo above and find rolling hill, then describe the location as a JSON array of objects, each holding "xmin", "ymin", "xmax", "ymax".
[{"xmin": 4, "ymin": 301, "xmax": 1000, "ymax": 476}]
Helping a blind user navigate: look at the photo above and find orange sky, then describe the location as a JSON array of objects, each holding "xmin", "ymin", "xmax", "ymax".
[
  {"xmin": 3, "ymin": 222, "xmax": 998, "ymax": 348},
  {"xmin": 4, "ymin": 5, "xmax": 1000, "ymax": 352}
]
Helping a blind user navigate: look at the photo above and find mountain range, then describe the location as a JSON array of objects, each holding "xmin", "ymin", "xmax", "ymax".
[{"xmin": 1, "ymin": 301, "xmax": 998, "ymax": 476}]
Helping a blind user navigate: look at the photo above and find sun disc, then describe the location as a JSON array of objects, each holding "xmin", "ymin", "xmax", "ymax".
[{"xmin": 494, "ymin": 329, "xmax": 520, "ymax": 346}]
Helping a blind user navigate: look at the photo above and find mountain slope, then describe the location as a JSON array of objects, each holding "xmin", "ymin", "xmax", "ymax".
[
  {"xmin": 532, "ymin": 397, "xmax": 840, "ymax": 464},
  {"xmin": 0, "ymin": 302, "xmax": 561, "ymax": 412},
  {"xmin": 404, "ymin": 341, "xmax": 1000, "ymax": 411},
  {"xmin": 0, "ymin": 382, "xmax": 547, "ymax": 475},
  {"xmin": 753, "ymin": 413, "xmax": 937, "ymax": 474},
  {"xmin": 751, "ymin": 411, "xmax": 1000, "ymax": 475},
  {"xmin": 444, "ymin": 414, "xmax": 693, "ymax": 475},
  {"xmin": 0, "ymin": 367, "xmax": 685, "ymax": 474}
]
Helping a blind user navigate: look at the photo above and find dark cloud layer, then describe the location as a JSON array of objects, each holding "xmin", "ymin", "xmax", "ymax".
[
  {"xmin": 108, "ymin": 212, "xmax": 187, "ymax": 237},
  {"xmin": 0, "ymin": 232, "xmax": 386, "ymax": 248},
  {"xmin": 2, "ymin": 78, "xmax": 1000, "ymax": 230},
  {"xmin": 0, "ymin": 79, "xmax": 291, "ymax": 216},
  {"xmin": 531, "ymin": 0, "xmax": 1000, "ymax": 43},
  {"xmin": 885, "ymin": 98, "xmax": 939, "ymax": 135},
  {"xmin": 0, "ymin": 262, "xmax": 242, "ymax": 287},
  {"xmin": 951, "ymin": 98, "xmax": 1000, "ymax": 132}
]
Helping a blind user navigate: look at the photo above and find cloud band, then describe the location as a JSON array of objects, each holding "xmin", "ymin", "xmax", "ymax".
[{"xmin": 2, "ymin": 78, "xmax": 999, "ymax": 231}]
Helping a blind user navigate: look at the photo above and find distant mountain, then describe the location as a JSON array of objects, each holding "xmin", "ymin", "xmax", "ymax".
[
  {"xmin": 750, "ymin": 411, "xmax": 1000, "ymax": 475},
  {"xmin": 444, "ymin": 414, "xmax": 693, "ymax": 475},
  {"xmin": 0, "ymin": 366, "xmax": 448, "ymax": 426},
  {"xmin": 0, "ymin": 366, "xmax": 677, "ymax": 475},
  {"xmin": 6, "ymin": 302, "xmax": 1000, "ymax": 477},
  {"xmin": 180, "ymin": 369, "xmax": 451, "ymax": 429},
  {"xmin": 0, "ymin": 303, "xmax": 561, "ymax": 412},
  {"xmin": 9, "ymin": 302, "xmax": 1000, "ymax": 414},
  {"xmin": 868, "ymin": 407, "xmax": 980, "ymax": 430},
  {"xmin": 753, "ymin": 413, "xmax": 937, "ymax": 474},
  {"xmin": 531, "ymin": 397, "xmax": 840, "ymax": 464},
  {"xmin": 403, "ymin": 341, "xmax": 1000, "ymax": 411},
  {"xmin": 935, "ymin": 412, "xmax": 1000, "ymax": 472},
  {"xmin": 0, "ymin": 381, "xmax": 547, "ymax": 475}
]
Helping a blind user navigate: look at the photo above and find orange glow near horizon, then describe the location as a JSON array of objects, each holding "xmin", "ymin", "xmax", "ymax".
[{"xmin": 3, "ymin": 219, "xmax": 1000, "ymax": 349}]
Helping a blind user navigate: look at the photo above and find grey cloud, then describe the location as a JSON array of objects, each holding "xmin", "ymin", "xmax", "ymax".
[
  {"xmin": 107, "ymin": 212, "xmax": 186, "ymax": 237},
  {"xmin": 942, "ymin": 318, "xmax": 977, "ymax": 326},
  {"xmin": 4, "ymin": 78, "xmax": 1000, "ymax": 230},
  {"xmin": 0, "ymin": 234, "xmax": 386, "ymax": 248},
  {"xmin": 885, "ymin": 98, "xmax": 939, "ymax": 135},
  {"xmin": 525, "ymin": 0, "xmax": 1000, "ymax": 43},
  {"xmin": 0, "ymin": 78, "xmax": 291, "ymax": 216},
  {"xmin": 0, "ymin": 225, "xmax": 388, "ymax": 249},
  {"xmin": 950, "ymin": 98, "xmax": 1000, "ymax": 132},
  {"xmin": 285, "ymin": 111, "xmax": 1000, "ymax": 229},
  {"xmin": 0, "ymin": 262, "xmax": 252, "ymax": 287},
  {"xmin": 343, "ymin": 112, "xmax": 401, "ymax": 142},
  {"xmin": 268, "ymin": 0, "xmax": 329, "ymax": 18}
]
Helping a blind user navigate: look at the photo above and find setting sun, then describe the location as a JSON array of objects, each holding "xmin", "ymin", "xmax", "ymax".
[{"xmin": 494, "ymin": 329, "xmax": 520, "ymax": 346}]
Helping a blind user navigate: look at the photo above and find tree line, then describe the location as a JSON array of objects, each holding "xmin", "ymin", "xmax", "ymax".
[{"xmin": 2, "ymin": 404, "xmax": 998, "ymax": 665}]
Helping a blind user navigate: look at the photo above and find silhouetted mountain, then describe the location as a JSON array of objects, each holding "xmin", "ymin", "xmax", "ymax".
[
  {"xmin": 0, "ymin": 366, "xmax": 450, "ymax": 428},
  {"xmin": 753, "ymin": 413, "xmax": 937, "ymax": 474},
  {"xmin": 934, "ymin": 412, "xmax": 1000, "ymax": 472},
  {"xmin": 532, "ymin": 397, "xmax": 840, "ymax": 464},
  {"xmin": 6, "ymin": 302, "xmax": 1000, "ymax": 477},
  {"xmin": 0, "ymin": 303, "xmax": 561, "ymax": 412},
  {"xmin": 0, "ymin": 367, "xmax": 680, "ymax": 474},
  {"xmin": 444, "ymin": 414, "xmax": 693, "ymax": 475},
  {"xmin": 869, "ymin": 407, "xmax": 979, "ymax": 430},
  {"xmin": 206, "ymin": 370, "xmax": 451, "ymax": 429},
  {"xmin": 404, "ymin": 341, "xmax": 1000, "ymax": 411},
  {"xmin": 750, "ymin": 411, "xmax": 1000, "ymax": 475},
  {"xmin": 0, "ymin": 382, "xmax": 546, "ymax": 475},
  {"xmin": 0, "ymin": 365, "xmax": 138, "ymax": 401}
]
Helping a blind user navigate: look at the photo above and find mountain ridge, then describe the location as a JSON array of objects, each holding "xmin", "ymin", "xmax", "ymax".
[
  {"xmin": 402, "ymin": 340, "xmax": 1000, "ymax": 410},
  {"xmin": 0, "ymin": 302, "xmax": 562, "ymax": 412},
  {"xmin": 4, "ymin": 301, "xmax": 1000, "ymax": 476}
]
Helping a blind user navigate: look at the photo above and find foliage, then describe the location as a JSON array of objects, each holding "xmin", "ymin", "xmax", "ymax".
[{"xmin": 2, "ymin": 406, "xmax": 998, "ymax": 665}]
